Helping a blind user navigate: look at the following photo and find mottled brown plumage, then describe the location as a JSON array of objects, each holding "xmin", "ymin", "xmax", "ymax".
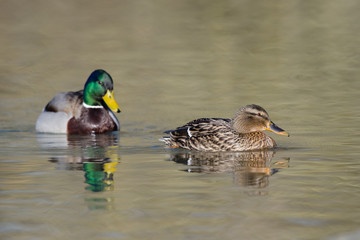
[{"xmin": 161, "ymin": 104, "xmax": 289, "ymax": 152}]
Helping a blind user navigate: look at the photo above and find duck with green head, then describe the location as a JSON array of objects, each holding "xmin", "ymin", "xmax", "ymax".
[
  {"xmin": 160, "ymin": 104, "xmax": 289, "ymax": 152},
  {"xmin": 36, "ymin": 69, "xmax": 121, "ymax": 134}
]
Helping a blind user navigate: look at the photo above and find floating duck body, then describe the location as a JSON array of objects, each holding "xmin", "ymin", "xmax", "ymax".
[
  {"xmin": 161, "ymin": 104, "xmax": 289, "ymax": 152},
  {"xmin": 36, "ymin": 69, "xmax": 120, "ymax": 134}
]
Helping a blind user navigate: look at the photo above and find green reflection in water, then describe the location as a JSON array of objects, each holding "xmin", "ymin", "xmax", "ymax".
[{"xmin": 83, "ymin": 160, "xmax": 118, "ymax": 192}]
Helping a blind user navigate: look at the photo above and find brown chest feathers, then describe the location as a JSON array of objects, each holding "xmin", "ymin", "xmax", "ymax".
[{"xmin": 67, "ymin": 107, "xmax": 117, "ymax": 134}]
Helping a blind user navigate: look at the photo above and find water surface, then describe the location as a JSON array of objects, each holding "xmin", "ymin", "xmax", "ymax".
[{"xmin": 1, "ymin": 1, "xmax": 360, "ymax": 240}]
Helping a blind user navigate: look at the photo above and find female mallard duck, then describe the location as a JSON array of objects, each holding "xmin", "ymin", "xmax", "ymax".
[
  {"xmin": 36, "ymin": 69, "xmax": 121, "ymax": 134},
  {"xmin": 161, "ymin": 104, "xmax": 289, "ymax": 152}
]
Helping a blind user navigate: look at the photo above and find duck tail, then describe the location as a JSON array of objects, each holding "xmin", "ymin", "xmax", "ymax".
[
  {"xmin": 159, "ymin": 136, "xmax": 180, "ymax": 148},
  {"xmin": 159, "ymin": 137, "xmax": 172, "ymax": 145}
]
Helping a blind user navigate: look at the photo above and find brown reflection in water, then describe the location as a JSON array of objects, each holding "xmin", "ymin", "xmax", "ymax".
[
  {"xmin": 170, "ymin": 150, "xmax": 289, "ymax": 190},
  {"xmin": 39, "ymin": 133, "xmax": 119, "ymax": 193}
]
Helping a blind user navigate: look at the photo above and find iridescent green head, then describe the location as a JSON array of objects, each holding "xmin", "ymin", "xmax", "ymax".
[{"xmin": 83, "ymin": 69, "xmax": 121, "ymax": 112}]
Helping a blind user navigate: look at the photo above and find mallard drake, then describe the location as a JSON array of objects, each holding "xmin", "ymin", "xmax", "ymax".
[
  {"xmin": 160, "ymin": 104, "xmax": 289, "ymax": 152},
  {"xmin": 36, "ymin": 69, "xmax": 121, "ymax": 134}
]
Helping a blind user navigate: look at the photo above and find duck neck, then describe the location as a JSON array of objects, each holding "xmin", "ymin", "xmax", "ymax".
[
  {"xmin": 83, "ymin": 86, "xmax": 103, "ymax": 108},
  {"xmin": 231, "ymin": 118, "xmax": 248, "ymax": 133}
]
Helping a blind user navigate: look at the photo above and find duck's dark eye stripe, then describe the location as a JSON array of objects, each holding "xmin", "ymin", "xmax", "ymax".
[
  {"xmin": 246, "ymin": 111, "xmax": 257, "ymax": 116},
  {"xmin": 246, "ymin": 111, "xmax": 268, "ymax": 120}
]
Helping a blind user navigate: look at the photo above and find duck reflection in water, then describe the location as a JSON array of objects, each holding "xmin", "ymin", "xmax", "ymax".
[
  {"xmin": 38, "ymin": 133, "xmax": 119, "ymax": 192},
  {"xmin": 169, "ymin": 150, "xmax": 289, "ymax": 189}
]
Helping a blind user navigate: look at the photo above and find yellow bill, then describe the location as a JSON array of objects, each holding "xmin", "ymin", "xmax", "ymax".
[{"xmin": 103, "ymin": 90, "xmax": 121, "ymax": 113}]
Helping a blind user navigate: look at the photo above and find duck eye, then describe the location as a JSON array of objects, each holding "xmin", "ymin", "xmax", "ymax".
[{"xmin": 97, "ymin": 80, "xmax": 104, "ymax": 86}]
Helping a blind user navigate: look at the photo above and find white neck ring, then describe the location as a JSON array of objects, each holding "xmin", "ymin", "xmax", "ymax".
[{"xmin": 83, "ymin": 102, "xmax": 103, "ymax": 109}]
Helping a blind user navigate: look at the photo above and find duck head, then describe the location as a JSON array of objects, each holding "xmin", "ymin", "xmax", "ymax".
[
  {"xmin": 83, "ymin": 69, "xmax": 121, "ymax": 113},
  {"xmin": 231, "ymin": 104, "xmax": 289, "ymax": 136}
]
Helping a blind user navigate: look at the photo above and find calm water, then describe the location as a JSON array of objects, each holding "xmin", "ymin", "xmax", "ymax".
[{"xmin": 1, "ymin": 1, "xmax": 360, "ymax": 240}]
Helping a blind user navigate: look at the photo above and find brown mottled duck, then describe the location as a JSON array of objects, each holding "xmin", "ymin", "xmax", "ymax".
[{"xmin": 160, "ymin": 104, "xmax": 289, "ymax": 152}]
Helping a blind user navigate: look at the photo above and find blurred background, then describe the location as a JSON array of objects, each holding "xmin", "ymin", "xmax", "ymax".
[{"xmin": 1, "ymin": 1, "xmax": 360, "ymax": 240}]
